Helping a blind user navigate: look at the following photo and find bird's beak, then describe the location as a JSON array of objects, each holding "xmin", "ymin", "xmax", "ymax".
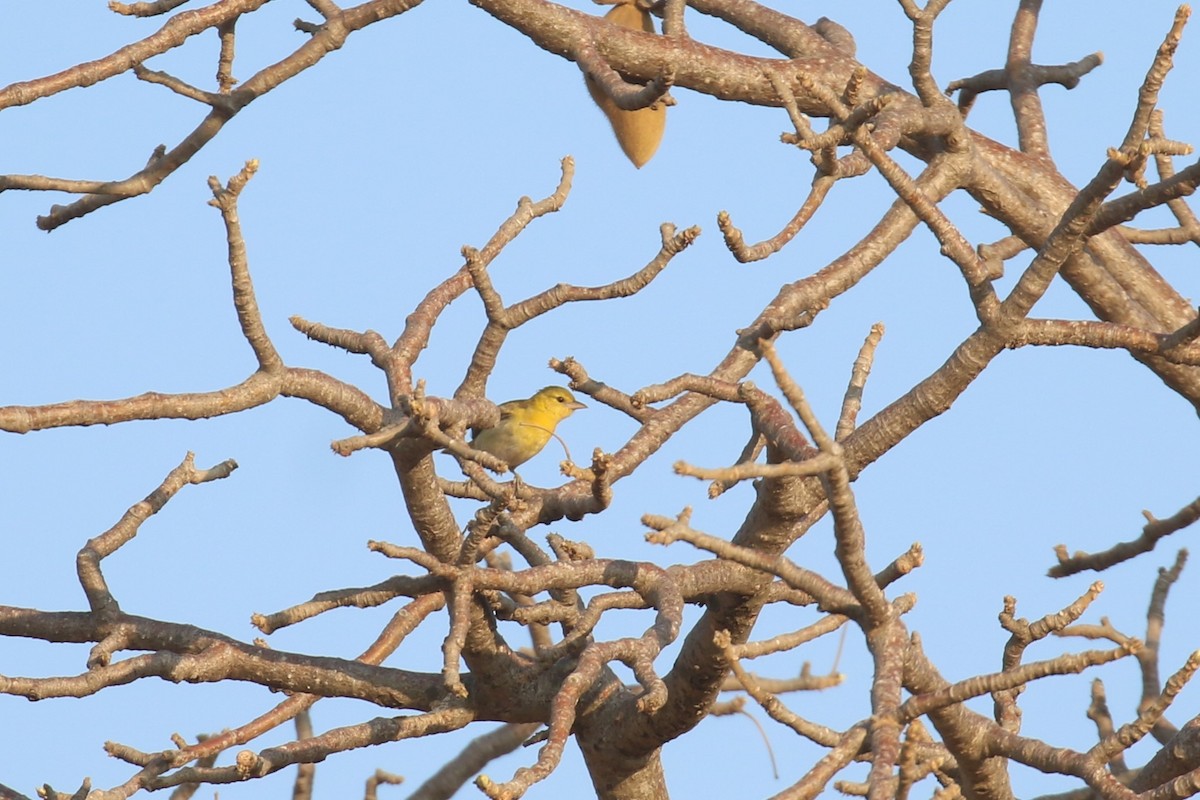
[{"xmin": 569, "ymin": 400, "xmax": 587, "ymax": 410}]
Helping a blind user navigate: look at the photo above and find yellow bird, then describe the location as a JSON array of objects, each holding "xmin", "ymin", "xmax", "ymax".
[
  {"xmin": 585, "ymin": 1, "xmax": 667, "ymax": 168},
  {"xmin": 470, "ymin": 386, "xmax": 587, "ymax": 469}
]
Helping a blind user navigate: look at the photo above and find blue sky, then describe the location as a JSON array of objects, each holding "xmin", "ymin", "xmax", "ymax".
[{"xmin": 4, "ymin": 2, "xmax": 1200, "ymax": 798}]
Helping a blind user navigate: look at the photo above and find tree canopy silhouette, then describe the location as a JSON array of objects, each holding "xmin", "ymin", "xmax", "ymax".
[{"xmin": 2, "ymin": 3, "xmax": 1200, "ymax": 800}]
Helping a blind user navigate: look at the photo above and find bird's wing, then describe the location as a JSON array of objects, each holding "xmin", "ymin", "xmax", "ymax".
[
  {"xmin": 495, "ymin": 399, "xmax": 522, "ymax": 420},
  {"xmin": 470, "ymin": 399, "xmax": 520, "ymax": 438}
]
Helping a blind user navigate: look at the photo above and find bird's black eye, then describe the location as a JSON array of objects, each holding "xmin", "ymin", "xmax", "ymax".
[{"xmin": 556, "ymin": 396, "xmax": 566, "ymax": 403}]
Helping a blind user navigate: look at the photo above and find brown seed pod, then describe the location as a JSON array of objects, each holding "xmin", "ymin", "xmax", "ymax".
[{"xmin": 584, "ymin": 2, "xmax": 667, "ymax": 168}]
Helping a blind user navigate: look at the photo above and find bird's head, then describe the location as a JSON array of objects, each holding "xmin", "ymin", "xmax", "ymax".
[{"xmin": 531, "ymin": 386, "xmax": 587, "ymax": 421}]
